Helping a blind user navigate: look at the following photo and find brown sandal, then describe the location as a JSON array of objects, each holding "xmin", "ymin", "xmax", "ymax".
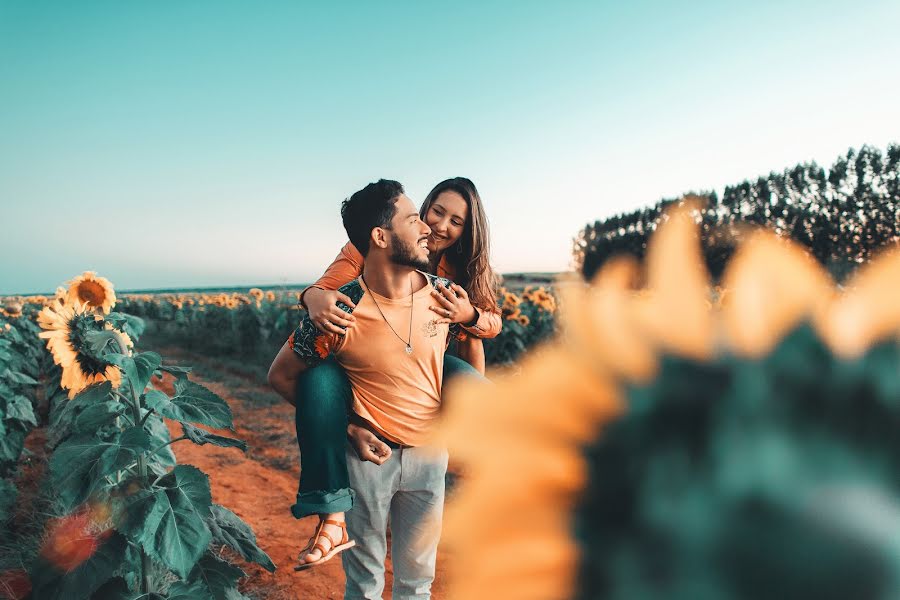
[{"xmin": 294, "ymin": 518, "xmax": 356, "ymax": 571}]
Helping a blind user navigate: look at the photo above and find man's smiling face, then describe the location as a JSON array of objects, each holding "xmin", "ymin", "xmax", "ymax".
[{"xmin": 387, "ymin": 194, "xmax": 432, "ymax": 270}]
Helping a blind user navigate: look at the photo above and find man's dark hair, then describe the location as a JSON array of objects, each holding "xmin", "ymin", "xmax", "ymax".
[{"xmin": 341, "ymin": 179, "xmax": 405, "ymax": 256}]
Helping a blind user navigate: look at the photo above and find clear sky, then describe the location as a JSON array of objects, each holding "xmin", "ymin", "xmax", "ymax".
[{"xmin": 1, "ymin": 0, "xmax": 898, "ymax": 294}]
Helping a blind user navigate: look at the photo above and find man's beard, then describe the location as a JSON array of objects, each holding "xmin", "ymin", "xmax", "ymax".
[{"xmin": 390, "ymin": 235, "xmax": 430, "ymax": 270}]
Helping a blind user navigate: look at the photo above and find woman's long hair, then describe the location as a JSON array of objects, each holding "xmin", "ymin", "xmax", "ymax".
[{"xmin": 420, "ymin": 177, "xmax": 501, "ymax": 313}]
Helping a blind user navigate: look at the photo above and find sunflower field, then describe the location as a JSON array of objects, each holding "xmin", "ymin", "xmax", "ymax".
[
  {"xmin": 0, "ymin": 274, "xmax": 275, "ymax": 599},
  {"xmin": 113, "ymin": 284, "xmax": 558, "ymax": 375}
]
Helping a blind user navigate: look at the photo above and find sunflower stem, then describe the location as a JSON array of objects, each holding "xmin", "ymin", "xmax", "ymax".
[
  {"xmin": 149, "ymin": 435, "xmax": 187, "ymax": 456},
  {"xmin": 111, "ymin": 333, "xmax": 153, "ymax": 595},
  {"xmin": 139, "ymin": 408, "xmax": 155, "ymax": 428}
]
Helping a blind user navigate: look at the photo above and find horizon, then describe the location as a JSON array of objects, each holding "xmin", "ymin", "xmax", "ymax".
[
  {"xmin": 2, "ymin": 1, "xmax": 899, "ymax": 295},
  {"xmin": 1, "ymin": 270, "xmax": 565, "ymax": 298}
]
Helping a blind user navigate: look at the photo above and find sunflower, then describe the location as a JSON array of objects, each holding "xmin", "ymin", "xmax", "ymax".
[
  {"xmin": 66, "ymin": 271, "xmax": 116, "ymax": 314},
  {"xmin": 437, "ymin": 201, "xmax": 900, "ymax": 599},
  {"xmin": 38, "ymin": 300, "xmax": 132, "ymax": 399}
]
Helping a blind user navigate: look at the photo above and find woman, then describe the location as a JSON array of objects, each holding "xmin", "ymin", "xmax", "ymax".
[{"xmin": 292, "ymin": 177, "xmax": 501, "ymax": 569}]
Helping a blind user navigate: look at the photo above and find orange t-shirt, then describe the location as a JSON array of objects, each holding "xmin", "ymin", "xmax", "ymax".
[
  {"xmin": 289, "ymin": 271, "xmax": 460, "ymax": 446},
  {"xmin": 303, "ymin": 241, "xmax": 502, "ymax": 338}
]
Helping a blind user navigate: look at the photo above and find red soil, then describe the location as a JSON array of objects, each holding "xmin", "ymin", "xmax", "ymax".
[{"xmin": 155, "ymin": 365, "xmax": 451, "ymax": 600}]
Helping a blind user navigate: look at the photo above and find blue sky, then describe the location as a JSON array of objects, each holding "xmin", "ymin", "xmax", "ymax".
[{"xmin": 1, "ymin": 0, "xmax": 898, "ymax": 294}]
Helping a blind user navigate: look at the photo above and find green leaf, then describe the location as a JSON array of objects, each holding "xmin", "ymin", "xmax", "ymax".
[
  {"xmin": 2, "ymin": 369, "xmax": 37, "ymax": 385},
  {"xmin": 5, "ymin": 394, "xmax": 37, "ymax": 427},
  {"xmin": 0, "ymin": 478, "xmax": 16, "ymax": 523},
  {"xmin": 30, "ymin": 531, "xmax": 127, "ymax": 600},
  {"xmin": 105, "ymin": 312, "xmax": 146, "ymax": 341},
  {"xmin": 167, "ymin": 580, "xmax": 215, "ymax": 600},
  {"xmin": 113, "ymin": 352, "xmax": 162, "ymax": 394},
  {"xmin": 188, "ymin": 552, "xmax": 246, "ymax": 600},
  {"xmin": 207, "ymin": 504, "xmax": 275, "ymax": 572},
  {"xmin": 83, "ymin": 330, "xmax": 124, "ymax": 359},
  {"xmin": 0, "ymin": 428, "xmax": 25, "ymax": 463},
  {"xmin": 181, "ymin": 423, "xmax": 247, "ymax": 453},
  {"xmin": 90, "ymin": 577, "xmax": 137, "ymax": 600},
  {"xmin": 157, "ymin": 379, "xmax": 232, "ymax": 430},
  {"xmin": 49, "ymin": 382, "xmax": 114, "ymax": 447},
  {"xmin": 144, "ymin": 412, "xmax": 176, "ymax": 469},
  {"xmin": 158, "ymin": 364, "xmax": 193, "ymax": 379},
  {"xmin": 136, "ymin": 465, "xmax": 213, "ymax": 578},
  {"xmin": 51, "ymin": 428, "xmax": 152, "ymax": 511},
  {"xmin": 143, "ymin": 389, "xmax": 170, "ymax": 412},
  {"xmin": 74, "ymin": 401, "xmax": 128, "ymax": 434}
]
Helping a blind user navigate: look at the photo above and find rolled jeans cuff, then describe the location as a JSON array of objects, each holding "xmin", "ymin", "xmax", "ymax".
[{"xmin": 291, "ymin": 487, "xmax": 355, "ymax": 519}]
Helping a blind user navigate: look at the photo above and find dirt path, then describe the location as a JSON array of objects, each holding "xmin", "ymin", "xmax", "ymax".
[{"xmin": 154, "ymin": 352, "xmax": 451, "ymax": 600}]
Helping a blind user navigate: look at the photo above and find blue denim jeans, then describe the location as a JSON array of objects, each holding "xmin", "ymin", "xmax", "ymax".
[
  {"xmin": 292, "ymin": 354, "xmax": 480, "ymax": 519},
  {"xmin": 342, "ymin": 441, "xmax": 448, "ymax": 600}
]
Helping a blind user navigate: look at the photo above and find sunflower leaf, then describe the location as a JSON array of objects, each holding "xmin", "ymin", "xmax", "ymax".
[
  {"xmin": 207, "ymin": 504, "xmax": 275, "ymax": 572},
  {"xmin": 110, "ymin": 353, "xmax": 161, "ymax": 395},
  {"xmin": 156, "ymin": 379, "xmax": 233, "ymax": 430},
  {"xmin": 187, "ymin": 552, "xmax": 246, "ymax": 600},
  {"xmin": 2, "ymin": 369, "xmax": 37, "ymax": 385},
  {"xmin": 167, "ymin": 580, "xmax": 215, "ymax": 600},
  {"xmin": 135, "ymin": 465, "xmax": 213, "ymax": 579},
  {"xmin": 158, "ymin": 364, "xmax": 193, "ymax": 379},
  {"xmin": 90, "ymin": 577, "xmax": 138, "ymax": 600},
  {"xmin": 5, "ymin": 394, "xmax": 37, "ymax": 427},
  {"xmin": 144, "ymin": 411, "xmax": 176, "ymax": 469},
  {"xmin": 73, "ymin": 401, "xmax": 128, "ymax": 434},
  {"xmin": 105, "ymin": 312, "xmax": 146, "ymax": 341},
  {"xmin": 0, "ymin": 428, "xmax": 25, "ymax": 463},
  {"xmin": 0, "ymin": 478, "xmax": 16, "ymax": 523},
  {"xmin": 51, "ymin": 428, "xmax": 152, "ymax": 511},
  {"xmin": 181, "ymin": 423, "xmax": 247, "ymax": 453},
  {"xmin": 29, "ymin": 531, "xmax": 128, "ymax": 600},
  {"xmin": 83, "ymin": 330, "xmax": 125, "ymax": 361}
]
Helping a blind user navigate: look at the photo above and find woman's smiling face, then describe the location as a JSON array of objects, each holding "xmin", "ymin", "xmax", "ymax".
[{"xmin": 424, "ymin": 191, "xmax": 469, "ymax": 254}]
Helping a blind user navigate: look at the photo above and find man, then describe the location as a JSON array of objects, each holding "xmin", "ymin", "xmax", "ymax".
[{"xmin": 268, "ymin": 179, "xmax": 458, "ymax": 599}]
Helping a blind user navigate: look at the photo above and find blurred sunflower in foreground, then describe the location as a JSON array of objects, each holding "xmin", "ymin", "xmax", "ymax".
[
  {"xmin": 37, "ymin": 274, "xmax": 132, "ymax": 398},
  {"xmin": 438, "ymin": 200, "xmax": 900, "ymax": 600}
]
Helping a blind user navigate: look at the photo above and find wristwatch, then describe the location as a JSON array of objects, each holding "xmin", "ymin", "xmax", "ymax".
[{"xmin": 462, "ymin": 307, "xmax": 481, "ymax": 329}]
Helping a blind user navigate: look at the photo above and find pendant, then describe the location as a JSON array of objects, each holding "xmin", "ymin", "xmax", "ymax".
[{"xmin": 405, "ymin": 345, "xmax": 413, "ymax": 355}]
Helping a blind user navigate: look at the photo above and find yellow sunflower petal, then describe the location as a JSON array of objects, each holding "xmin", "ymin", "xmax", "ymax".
[
  {"xmin": 634, "ymin": 200, "xmax": 714, "ymax": 360},
  {"xmin": 819, "ymin": 244, "xmax": 900, "ymax": 357},
  {"xmin": 721, "ymin": 230, "xmax": 834, "ymax": 357}
]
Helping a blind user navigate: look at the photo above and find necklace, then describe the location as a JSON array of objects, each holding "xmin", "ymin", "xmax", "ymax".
[{"xmin": 362, "ymin": 274, "xmax": 414, "ymax": 355}]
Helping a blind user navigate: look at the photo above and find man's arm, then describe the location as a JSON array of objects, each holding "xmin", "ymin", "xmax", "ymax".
[{"xmin": 267, "ymin": 340, "xmax": 309, "ymax": 405}]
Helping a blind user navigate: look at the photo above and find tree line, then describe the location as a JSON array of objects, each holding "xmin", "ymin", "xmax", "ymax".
[{"xmin": 573, "ymin": 144, "xmax": 900, "ymax": 281}]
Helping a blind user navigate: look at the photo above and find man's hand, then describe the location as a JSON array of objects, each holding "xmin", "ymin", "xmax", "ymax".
[
  {"xmin": 305, "ymin": 287, "xmax": 357, "ymax": 335},
  {"xmin": 347, "ymin": 423, "xmax": 392, "ymax": 465}
]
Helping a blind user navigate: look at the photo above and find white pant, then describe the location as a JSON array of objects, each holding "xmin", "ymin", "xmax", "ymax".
[{"xmin": 342, "ymin": 441, "xmax": 448, "ymax": 600}]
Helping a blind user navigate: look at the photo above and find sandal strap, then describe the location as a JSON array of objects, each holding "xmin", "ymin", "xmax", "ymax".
[
  {"xmin": 298, "ymin": 520, "xmax": 325, "ymax": 554},
  {"xmin": 317, "ymin": 529, "xmax": 336, "ymax": 549},
  {"xmin": 322, "ymin": 519, "xmax": 349, "ymax": 543}
]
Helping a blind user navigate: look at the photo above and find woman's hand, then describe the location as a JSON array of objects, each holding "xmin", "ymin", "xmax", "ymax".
[
  {"xmin": 304, "ymin": 287, "xmax": 357, "ymax": 335},
  {"xmin": 430, "ymin": 282, "xmax": 477, "ymax": 325}
]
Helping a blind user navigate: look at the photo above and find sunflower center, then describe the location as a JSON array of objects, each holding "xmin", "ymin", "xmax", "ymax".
[{"xmin": 77, "ymin": 281, "xmax": 108, "ymax": 307}]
